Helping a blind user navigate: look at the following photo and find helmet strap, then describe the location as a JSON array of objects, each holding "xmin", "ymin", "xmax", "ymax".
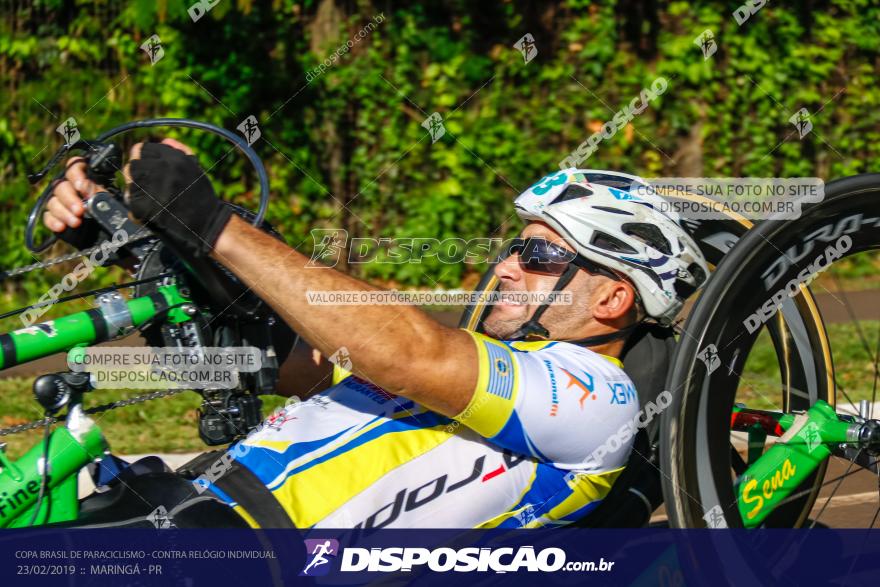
[
  {"xmin": 565, "ymin": 320, "xmax": 642, "ymax": 347},
  {"xmin": 509, "ymin": 264, "xmax": 644, "ymax": 347},
  {"xmin": 510, "ymin": 264, "xmax": 579, "ymax": 341}
]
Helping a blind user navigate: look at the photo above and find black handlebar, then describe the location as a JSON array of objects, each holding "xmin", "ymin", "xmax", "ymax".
[{"xmin": 25, "ymin": 118, "xmax": 270, "ymax": 253}]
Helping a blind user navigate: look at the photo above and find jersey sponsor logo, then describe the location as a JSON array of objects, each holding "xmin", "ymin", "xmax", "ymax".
[
  {"xmin": 560, "ymin": 368, "xmax": 596, "ymax": 408},
  {"xmin": 345, "ymin": 376, "xmax": 397, "ymax": 403},
  {"xmin": 608, "ymin": 381, "xmax": 637, "ymax": 405},
  {"xmin": 543, "ymin": 360, "xmax": 560, "ymax": 416},
  {"xmin": 354, "ymin": 451, "xmax": 527, "ymax": 529},
  {"xmin": 265, "ymin": 408, "xmax": 297, "ymax": 431}
]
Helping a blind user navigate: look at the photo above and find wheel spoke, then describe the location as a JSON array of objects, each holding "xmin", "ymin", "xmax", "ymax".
[
  {"xmin": 831, "ymin": 275, "xmax": 876, "ymax": 365},
  {"xmin": 810, "ymin": 451, "xmax": 863, "ymax": 528},
  {"xmin": 775, "ymin": 455, "xmax": 880, "ymax": 509},
  {"xmin": 872, "ymin": 469, "xmax": 880, "ymax": 529},
  {"xmin": 833, "ymin": 377, "xmax": 861, "ymax": 418},
  {"xmin": 870, "ymin": 319, "xmax": 880, "ymax": 419}
]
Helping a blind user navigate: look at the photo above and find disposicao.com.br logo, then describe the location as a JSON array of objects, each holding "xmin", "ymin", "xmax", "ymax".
[{"xmin": 336, "ymin": 545, "xmax": 613, "ymax": 573}]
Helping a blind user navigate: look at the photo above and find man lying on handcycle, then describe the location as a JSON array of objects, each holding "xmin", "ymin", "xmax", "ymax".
[{"xmin": 43, "ymin": 139, "xmax": 707, "ymax": 528}]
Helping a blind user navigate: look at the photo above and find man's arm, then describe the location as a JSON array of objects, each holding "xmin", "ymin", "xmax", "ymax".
[
  {"xmin": 212, "ymin": 215, "xmax": 479, "ymax": 417},
  {"xmin": 275, "ymin": 339, "xmax": 334, "ymax": 399}
]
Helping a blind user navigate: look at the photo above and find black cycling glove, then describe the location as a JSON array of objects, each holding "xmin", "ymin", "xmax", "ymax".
[{"xmin": 125, "ymin": 142, "xmax": 232, "ymax": 258}]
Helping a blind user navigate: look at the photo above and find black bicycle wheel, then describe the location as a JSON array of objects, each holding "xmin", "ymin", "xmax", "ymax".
[{"xmin": 661, "ymin": 173, "xmax": 880, "ymax": 528}]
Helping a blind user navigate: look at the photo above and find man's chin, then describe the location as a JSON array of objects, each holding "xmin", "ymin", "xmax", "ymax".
[{"xmin": 482, "ymin": 316, "xmax": 524, "ymax": 339}]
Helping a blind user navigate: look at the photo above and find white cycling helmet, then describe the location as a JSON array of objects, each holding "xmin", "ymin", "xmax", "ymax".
[{"xmin": 514, "ymin": 168, "xmax": 709, "ymax": 327}]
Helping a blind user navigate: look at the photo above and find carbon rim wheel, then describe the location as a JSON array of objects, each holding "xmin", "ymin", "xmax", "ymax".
[{"xmin": 661, "ymin": 174, "xmax": 880, "ymax": 528}]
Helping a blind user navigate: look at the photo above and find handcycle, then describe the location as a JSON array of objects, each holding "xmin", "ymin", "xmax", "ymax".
[{"xmin": 1, "ymin": 120, "xmax": 879, "ymax": 530}]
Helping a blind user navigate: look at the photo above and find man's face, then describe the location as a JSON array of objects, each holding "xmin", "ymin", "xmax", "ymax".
[{"xmin": 482, "ymin": 222, "xmax": 607, "ymax": 340}]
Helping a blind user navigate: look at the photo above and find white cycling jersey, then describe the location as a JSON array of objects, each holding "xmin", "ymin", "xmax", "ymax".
[{"xmin": 213, "ymin": 330, "xmax": 640, "ymax": 528}]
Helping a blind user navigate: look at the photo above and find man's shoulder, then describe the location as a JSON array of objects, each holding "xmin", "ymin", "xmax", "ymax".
[{"xmin": 500, "ymin": 338, "xmax": 625, "ymax": 374}]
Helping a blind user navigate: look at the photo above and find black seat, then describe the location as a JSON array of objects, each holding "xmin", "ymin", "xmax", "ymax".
[{"xmin": 574, "ymin": 322, "xmax": 676, "ymax": 527}]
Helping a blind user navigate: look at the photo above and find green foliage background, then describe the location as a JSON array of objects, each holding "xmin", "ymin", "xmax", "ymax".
[{"xmin": 2, "ymin": 0, "xmax": 879, "ymax": 300}]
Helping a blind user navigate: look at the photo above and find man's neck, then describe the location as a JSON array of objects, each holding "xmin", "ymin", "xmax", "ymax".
[{"xmin": 583, "ymin": 338, "xmax": 626, "ymax": 359}]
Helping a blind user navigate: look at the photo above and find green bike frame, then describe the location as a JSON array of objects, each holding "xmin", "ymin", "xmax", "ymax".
[
  {"xmin": 733, "ymin": 400, "xmax": 859, "ymax": 527},
  {"xmin": 0, "ymin": 284, "xmax": 191, "ymax": 527}
]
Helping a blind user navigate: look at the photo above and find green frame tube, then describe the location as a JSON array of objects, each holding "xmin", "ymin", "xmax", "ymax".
[{"xmin": 0, "ymin": 284, "xmax": 191, "ymax": 370}]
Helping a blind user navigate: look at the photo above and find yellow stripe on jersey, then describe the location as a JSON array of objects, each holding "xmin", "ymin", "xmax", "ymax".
[
  {"xmin": 532, "ymin": 467, "xmax": 624, "ymax": 527},
  {"xmin": 272, "ymin": 425, "xmax": 455, "ymax": 528},
  {"xmin": 250, "ymin": 440, "xmax": 297, "ymax": 452},
  {"xmin": 598, "ymin": 354, "xmax": 623, "ymax": 369},
  {"xmin": 454, "ymin": 330, "xmax": 519, "ymax": 438},
  {"xmin": 476, "ymin": 463, "xmax": 539, "ymax": 529}
]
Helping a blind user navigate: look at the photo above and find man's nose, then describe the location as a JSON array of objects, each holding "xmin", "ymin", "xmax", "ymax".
[{"xmin": 494, "ymin": 253, "xmax": 522, "ymax": 281}]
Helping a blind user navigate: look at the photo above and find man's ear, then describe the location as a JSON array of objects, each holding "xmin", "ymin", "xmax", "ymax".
[{"xmin": 591, "ymin": 278, "xmax": 637, "ymax": 322}]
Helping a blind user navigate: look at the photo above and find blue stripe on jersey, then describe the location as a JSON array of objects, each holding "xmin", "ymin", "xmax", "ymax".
[
  {"xmin": 485, "ymin": 342, "xmax": 514, "ymax": 399},
  {"xmin": 234, "ymin": 424, "xmax": 359, "ymax": 483},
  {"xmin": 267, "ymin": 411, "xmax": 452, "ymax": 490},
  {"xmin": 496, "ymin": 463, "xmax": 572, "ymax": 527},
  {"xmin": 488, "ymin": 410, "xmax": 550, "ymax": 462}
]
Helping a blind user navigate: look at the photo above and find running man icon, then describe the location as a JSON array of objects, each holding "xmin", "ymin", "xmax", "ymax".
[{"xmin": 300, "ymin": 539, "xmax": 340, "ymax": 576}]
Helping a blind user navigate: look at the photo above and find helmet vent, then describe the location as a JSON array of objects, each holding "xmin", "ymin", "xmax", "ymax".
[
  {"xmin": 592, "ymin": 205, "xmax": 633, "ymax": 215},
  {"xmin": 583, "ymin": 173, "xmax": 635, "ymax": 190},
  {"xmin": 622, "ymin": 223, "xmax": 672, "ymax": 255},
  {"xmin": 550, "ymin": 184, "xmax": 593, "ymax": 205},
  {"xmin": 688, "ymin": 262, "xmax": 707, "ymax": 287},
  {"xmin": 591, "ymin": 232, "xmax": 638, "ymax": 254},
  {"xmin": 674, "ymin": 279, "xmax": 697, "ymax": 299}
]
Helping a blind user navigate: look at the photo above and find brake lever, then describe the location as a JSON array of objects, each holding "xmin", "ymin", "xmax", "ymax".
[
  {"xmin": 85, "ymin": 191, "xmax": 156, "ymax": 262},
  {"xmin": 26, "ymin": 140, "xmax": 123, "ymax": 253}
]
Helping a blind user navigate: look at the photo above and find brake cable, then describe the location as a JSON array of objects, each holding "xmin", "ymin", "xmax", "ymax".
[
  {"xmin": 25, "ymin": 118, "xmax": 269, "ymax": 253},
  {"xmin": 0, "ymin": 272, "xmax": 174, "ymax": 321}
]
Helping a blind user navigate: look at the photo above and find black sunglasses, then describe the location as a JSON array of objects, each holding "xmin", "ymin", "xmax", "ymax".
[{"xmin": 505, "ymin": 238, "xmax": 621, "ymax": 281}]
